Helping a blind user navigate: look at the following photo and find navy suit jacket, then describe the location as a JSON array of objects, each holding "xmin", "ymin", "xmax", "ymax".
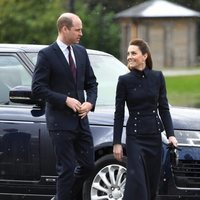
[
  {"xmin": 113, "ymin": 67, "xmax": 174, "ymax": 144},
  {"xmin": 32, "ymin": 42, "xmax": 98, "ymax": 131}
]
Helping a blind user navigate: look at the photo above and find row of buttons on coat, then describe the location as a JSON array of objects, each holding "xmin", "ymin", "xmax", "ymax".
[{"xmin": 132, "ymin": 110, "xmax": 161, "ymax": 133}]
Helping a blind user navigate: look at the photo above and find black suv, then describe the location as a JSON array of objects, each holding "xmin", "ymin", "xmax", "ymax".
[{"xmin": 0, "ymin": 44, "xmax": 200, "ymax": 200}]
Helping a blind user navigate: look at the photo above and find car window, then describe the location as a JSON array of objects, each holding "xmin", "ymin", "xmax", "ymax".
[
  {"xmin": 89, "ymin": 54, "xmax": 128, "ymax": 107},
  {"xmin": 0, "ymin": 55, "xmax": 31, "ymax": 105},
  {"xmin": 26, "ymin": 52, "xmax": 38, "ymax": 65}
]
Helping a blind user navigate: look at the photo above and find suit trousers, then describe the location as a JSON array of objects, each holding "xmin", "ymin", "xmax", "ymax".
[{"xmin": 49, "ymin": 123, "xmax": 94, "ymax": 200}]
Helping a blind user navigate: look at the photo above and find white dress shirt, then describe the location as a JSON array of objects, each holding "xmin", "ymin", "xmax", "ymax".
[{"xmin": 56, "ymin": 39, "xmax": 76, "ymax": 66}]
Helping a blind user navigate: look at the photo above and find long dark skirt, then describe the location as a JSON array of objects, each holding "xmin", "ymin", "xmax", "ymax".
[{"xmin": 123, "ymin": 133, "xmax": 162, "ymax": 200}]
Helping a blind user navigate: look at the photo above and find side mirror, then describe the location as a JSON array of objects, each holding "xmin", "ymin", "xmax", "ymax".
[{"xmin": 9, "ymin": 86, "xmax": 45, "ymax": 107}]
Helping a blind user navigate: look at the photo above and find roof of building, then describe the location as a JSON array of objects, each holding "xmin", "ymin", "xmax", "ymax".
[{"xmin": 116, "ymin": 0, "xmax": 200, "ymax": 18}]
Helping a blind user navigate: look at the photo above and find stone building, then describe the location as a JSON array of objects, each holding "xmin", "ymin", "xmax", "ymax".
[{"xmin": 115, "ymin": 0, "xmax": 200, "ymax": 68}]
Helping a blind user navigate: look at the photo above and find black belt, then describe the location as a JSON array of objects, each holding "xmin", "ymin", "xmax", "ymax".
[{"xmin": 129, "ymin": 110, "xmax": 157, "ymax": 117}]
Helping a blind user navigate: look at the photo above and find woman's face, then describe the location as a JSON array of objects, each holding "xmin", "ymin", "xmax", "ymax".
[{"xmin": 127, "ymin": 45, "xmax": 147, "ymax": 70}]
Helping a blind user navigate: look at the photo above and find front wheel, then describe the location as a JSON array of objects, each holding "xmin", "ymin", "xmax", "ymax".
[{"xmin": 83, "ymin": 154, "xmax": 127, "ymax": 200}]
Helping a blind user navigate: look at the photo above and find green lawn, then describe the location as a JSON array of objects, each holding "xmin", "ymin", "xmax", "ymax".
[{"xmin": 165, "ymin": 75, "xmax": 200, "ymax": 108}]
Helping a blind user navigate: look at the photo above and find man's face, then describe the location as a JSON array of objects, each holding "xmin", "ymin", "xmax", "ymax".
[{"xmin": 64, "ymin": 18, "xmax": 83, "ymax": 44}]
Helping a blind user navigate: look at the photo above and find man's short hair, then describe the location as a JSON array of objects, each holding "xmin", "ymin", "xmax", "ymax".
[{"xmin": 57, "ymin": 14, "xmax": 73, "ymax": 32}]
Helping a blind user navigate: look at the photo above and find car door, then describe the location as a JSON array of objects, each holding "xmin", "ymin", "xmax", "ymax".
[{"xmin": 0, "ymin": 53, "xmax": 41, "ymax": 193}]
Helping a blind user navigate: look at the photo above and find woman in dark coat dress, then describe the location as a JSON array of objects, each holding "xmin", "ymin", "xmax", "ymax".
[{"xmin": 113, "ymin": 39, "xmax": 178, "ymax": 200}]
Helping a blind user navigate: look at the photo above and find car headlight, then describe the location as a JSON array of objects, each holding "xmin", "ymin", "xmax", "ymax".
[
  {"xmin": 162, "ymin": 130, "xmax": 200, "ymax": 147},
  {"xmin": 174, "ymin": 130, "xmax": 200, "ymax": 146}
]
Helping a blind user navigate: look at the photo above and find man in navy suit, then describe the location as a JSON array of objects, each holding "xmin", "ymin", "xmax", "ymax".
[{"xmin": 32, "ymin": 13, "xmax": 98, "ymax": 200}]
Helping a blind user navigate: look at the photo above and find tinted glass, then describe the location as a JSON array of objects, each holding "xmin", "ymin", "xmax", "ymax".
[
  {"xmin": 26, "ymin": 52, "xmax": 38, "ymax": 65},
  {"xmin": 0, "ymin": 55, "xmax": 31, "ymax": 105},
  {"xmin": 89, "ymin": 54, "xmax": 128, "ymax": 106}
]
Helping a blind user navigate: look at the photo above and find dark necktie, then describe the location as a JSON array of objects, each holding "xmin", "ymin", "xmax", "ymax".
[{"xmin": 67, "ymin": 46, "xmax": 76, "ymax": 81}]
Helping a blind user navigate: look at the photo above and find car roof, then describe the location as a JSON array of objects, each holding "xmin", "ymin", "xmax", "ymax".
[
  {"xmin": 0, "ymin": 43, "xmax": 111, "ymax": 56},
  {"xmin": 0, "ymin": 43, "xmax": 47, "ymax": 53}
]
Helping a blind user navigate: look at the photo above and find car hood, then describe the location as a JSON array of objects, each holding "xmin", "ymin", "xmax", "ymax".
[
  {"xmin": 170, "ymin": 106, "xmax": 200, "ymax": 130},
  {"xmin": 89, "ymin": 106, "xmax": 117, "ymax": 126}
]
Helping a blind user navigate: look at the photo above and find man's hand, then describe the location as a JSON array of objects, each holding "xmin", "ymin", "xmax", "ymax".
[
  {"xmin": 66, "ymin": 97, "xmax": 81, "ymax": 112},
  {"xmin": 78, "ymin": 102, "xmax": 93, "ymax": 119}
]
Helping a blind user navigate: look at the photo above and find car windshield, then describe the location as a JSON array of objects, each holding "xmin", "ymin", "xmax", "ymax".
[{"xmin": 26, "ymin": 52, "xmax": 128, "ymax": 107}]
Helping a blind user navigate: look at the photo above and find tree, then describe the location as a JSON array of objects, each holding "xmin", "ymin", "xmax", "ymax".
[
  {"xmin": 81, "ymin": 0, "xmax": 141, "ymax": 12},
  {"xmin": 169, "ymin": 0, "xmax": 200, "ymax": 11},
  {"xmin": 0, "ymin": 0, "xmax": 121, "ymax": 57},
  {"xmin": 76, "ymin": 2, "xmax": 120, "ymax": 57},
  {"xmin": 0, "ymin": 0, "xmax": 66, "ymax": 44},
  {"xmin": 1, "ymin": 0, "xmax": 200, "ymax": 58}
]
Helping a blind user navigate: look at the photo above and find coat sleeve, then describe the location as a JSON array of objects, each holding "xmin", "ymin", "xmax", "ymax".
[
  {"xmin": 158, "ymin": 72, "xmax": 174, "ymax": 138},
  {"xmin": 32, "ymin": 49, "xmax": 67, "ymax": 109},
  {"xmin": 113, "ymin": 76, "xmax": 126, "ymax": 144}
]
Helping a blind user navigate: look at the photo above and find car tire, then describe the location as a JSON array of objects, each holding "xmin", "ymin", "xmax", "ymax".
[{"xmin": 82, "ymin": 154, "xmax": 127, "ymax": 200}]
